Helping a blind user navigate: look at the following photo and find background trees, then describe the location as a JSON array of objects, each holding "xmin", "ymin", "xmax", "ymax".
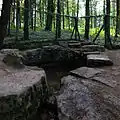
[{"xmin": 0, "ymin": 0, "xmax": 120, "ymax": 48}]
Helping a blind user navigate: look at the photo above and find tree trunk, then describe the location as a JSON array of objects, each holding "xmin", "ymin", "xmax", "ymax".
[
  {"xmin": 45, "ymin": 0, "xmax": 54, "ymax": 31},
  {"xmin": 24, "ymin": 0, "xmax": 29, "ymax": 40},
  {"xmin": 30, "ymin": 0, "xmax": 33, "ymax": 30},
  {"xmin": 0, "ymin": 0, "xmax": 12, "ymax": 49},
  {"xmin": 56, "ymin": 0, "xmax": 61, "ymax": 39},
  {"xmin": 115, "ymin": 0, "xmax": 120, "ymax": 36},
  {"xmin": 16, "ymin": 0, "xmax": 20, "ymax": 40},
  {"xmin": 105, "ymin": 0, "xmax": 112, "ymax": 49},
  {"xmin": 66, "ymin": 0, "xmax": 70, "ymax": 29},
  {"xmin": 62, "ymin": 0, "xmax": 65, "ymax": 29},
  {"xmin": 34, "ymin": 0, "xmax": 36, "ymax": 31},
  {"xmin": 85, "ymin": 0, "xmax": 90, "ymax": 40},
  {"xmin": 7, "ymin": 2, "xmax": 11, "ymax": 35}
]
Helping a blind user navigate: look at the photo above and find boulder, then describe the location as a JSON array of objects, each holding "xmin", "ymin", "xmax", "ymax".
[
  {"xmin": 87, "ymin": 54, "xmax": 113, "ymax": 67},
  {"xmin": 22, "ymin": 45, "xmax": 81, "ymax": 66},
  {"xmin": 57, "ymin": 67, "xmax": 120, "ymax": 120},
  {"xmin": 0, "ymin": 49, "xmax": 49, "ymax": 120}
]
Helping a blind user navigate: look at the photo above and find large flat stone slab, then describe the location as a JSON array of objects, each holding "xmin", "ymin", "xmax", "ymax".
[
  {"xmin": 87, "ymin": 54, "xmax": 113, "ymax": 67},
  {"xmin": 70, "ymin": 67, "xmax": 104, "ymax": 79},
  {"xmin": 57, "ymin": 67, "xmax": 120, "ymax": 120}
]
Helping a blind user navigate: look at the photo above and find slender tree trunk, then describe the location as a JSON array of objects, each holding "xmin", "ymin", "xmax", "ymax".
[
  {"xmin": 0, "ymin": 0, "xmax": 12, "ymax": 49},
  {"xmin": 62, "ymin": 0, "xmax": 65, "ymax": 29},
  {"xmin": 115, "ymin": 0, "xmax": 120, "ymax": 36},
  {"xmin": 56, "ymin": 0, "xmax": 61, "ymax": 39},
  {"xmin": 34, "ymin": 0, "xmax": 36, "ymax": 31},
  {"xmin": 85, "ymin": 0, "xmax": 90, "ymax": 40},
  {"xmin": 12, "ymin": 0, "xmax": 15, "ymax": 27},
  {"xmin": 16, "ymin": 0, "xmax": 20, "ymax": 40},
  {"xmin": 105, "ymin": 0, "xmax": 111, "ymax": 48},
  {"xmin": 111, "ymin": 0, "xmax": 116, "ymax": 26},
  {"xmin": 30, "ymin": 0, "xmax": 33, "ymax": 30},
  {"xmin": 24, "ymin": 0, "xmax": 29, "ymax": 40},
  {"xmin": 39, "ymin": 0, "xmax": 42, "ymax": 27},
  {"xmin": 66, "ymin": 0, "xmax": 70, "ymax": 29},
  {"xmin": 77, "ymin": 0, "xmax": 79, "ymax": 18},
  {"xmin": 7, "ymin": 3, "xmax": 11, "ymax": 35}
]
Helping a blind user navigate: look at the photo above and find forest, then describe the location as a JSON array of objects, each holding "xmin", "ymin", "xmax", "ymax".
[
  {"xmin": 0, "ymin": 0, "xmax": 120, "ymax": 49},
  {"xmin": 0, "ymin": 0, "xmax": 120, "ymax": 120}
]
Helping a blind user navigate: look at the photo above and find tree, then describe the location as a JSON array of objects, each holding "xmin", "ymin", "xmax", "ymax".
[
  {"xmin": 24, "ymin": 0, "xmax": 29, "ymax": 40},
  {"xmin": 85, "ymin": 0, "xmax": 90, "ymax": 40},
  {"xmin": 0, "ymin": 0, "xmax": 12, "ymax": 49},
  {"xmin": 115, "ymin": 0, "xmax": 120, "ymax": 36},
  {"xmin": 104, "ymin": 0, "xmax": 112, "ymax": 49},
  {"xmin": 45, "ymin": 0, "xmax": 54, "ymax": 31},
  {"xmin": 56, "ymin": 0, "xmax": 61, "ymax": 39}
]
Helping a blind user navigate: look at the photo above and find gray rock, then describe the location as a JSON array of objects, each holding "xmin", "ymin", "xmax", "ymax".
[
  {"xmin": 57, "ymin": 67, "xmax": 120, "ymax": 120},
  {"xmin": 82, "ymin": 45, "xmax": 105, "ymax": 52},
  {"xmin": 22, "ymin": 45, "xmax": 81, "ymax": 65},
  {"xmin": 70, "ymin": 67, "xmax": 104, "ymax": 79},
  {"xmin": 87, "ymin": 54, "xmax": 113, "ymax": 67},
  {"xmin": 68, "ymin": 42, "xmax": 81, "ymax": 48},
  {"xmin": 0, "ymin": 68, "xmax": 48, "ymax": 120},
  {"xmin": 0, "ymin": 49, "xmax": 49, "ymax": 120},
  {"xmin": 0, "ymin": 49, "xmax": 24, "ymax": 68}
]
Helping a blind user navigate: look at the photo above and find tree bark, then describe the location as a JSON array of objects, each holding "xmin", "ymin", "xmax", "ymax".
[
  {"xmin": 85, "ymin": 0, "xmax": 90, "ymax": 40},
  {"xmin": 115, "ymin": 0, "xmax": 120, "ymax": 36},
  {"xmin": 24, "ymin": 0, "xmax": 29, "ymax": 40},
  {"xmin": 105, "ymin": 0, "xmax": 112, "ymax": 49},
  {"xmin": 45, "ymin": 0, "xmax": 54, "ymax": 31},
  {"xmin": 0, "ymin": 0, "xmax": 12, "ymax": 49}
]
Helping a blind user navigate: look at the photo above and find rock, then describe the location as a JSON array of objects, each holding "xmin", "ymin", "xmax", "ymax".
[
  {"xmin": 68, "ymin": 42, "xmax": 81, "ymax": 48},
  {"xmin": 70, "ymin": 67, "xmax": 104, "ymax": 79},
  {"xmin": 83, "ymin": 51, "xmax": 100, "ymax": 55},
  {"xmin": 22, "ymin": 45, "xmax": 81, "ymax": 66},
  {"xmin": 87, "ymin": 54, "xmax": 113, "ymax": 67},
  {"xmin": 80, "ymin": 41, "xmax": 92, "ymax": 46},
  {"xmin": 82, "ymin": 45, "xmax": 105, "ymax": 52},
  {"xmin": 0, "ymin": 68, "xmax": 48, "ymax": 120},
  {"xmin": 57, "ymin": 67, "xmax": 120, "ymax": 120},
  {"xmin": 0, "ymin": 49, "xmax": 49, "ymax": 120},
  {"xmin": 0, "ymin": 49, "xmax": 24, "ymax": 68}
]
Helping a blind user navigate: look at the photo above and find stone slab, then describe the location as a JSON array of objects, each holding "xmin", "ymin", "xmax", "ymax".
[
  {"xmin": 82, "ymin": 45, "xmax": 105, "ymax": 52},
  {"xmin": 70, "ymin": 67, "xmax": 104, "ymax": 79},
  {"xmin": 87, "ymin": 54, "xmax": 113, "ymax": 67},
  {"xmin": 57, "ymin": 67, "xmax": 120, "ymax": 120}
]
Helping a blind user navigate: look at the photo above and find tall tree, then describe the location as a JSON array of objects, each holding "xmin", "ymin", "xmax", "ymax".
[
  {"xmin": 34, "ymin": 0, "xmax": 36, "ymax": 31},
  {"xmin": 104, "ymin": 0, "xmax": 112, "ymax": 48},
  {"xmin": 0, "ymin": 0, "xmax": 12, "ymax": 49},
  {"xmin": 24, "ymin": 0, "xmax": 29, "ymax": 40},
  {"xmin": 56, "ymin": 0, "xmax": 61, "ymax": 39},
  {"xmin": 30, "ymin": 0, "xmax": 33, "ymax": 30},
  {"xmin": 115, "ymin": 0, "xmax": 120, "ymax": 36},
  {"xmin": 45, "ymin": 0, "xmax": 54, "ymax": 31},
  {"xmin": 85, "ymin": 0, "xmax": 90, "ymax": 40}
]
